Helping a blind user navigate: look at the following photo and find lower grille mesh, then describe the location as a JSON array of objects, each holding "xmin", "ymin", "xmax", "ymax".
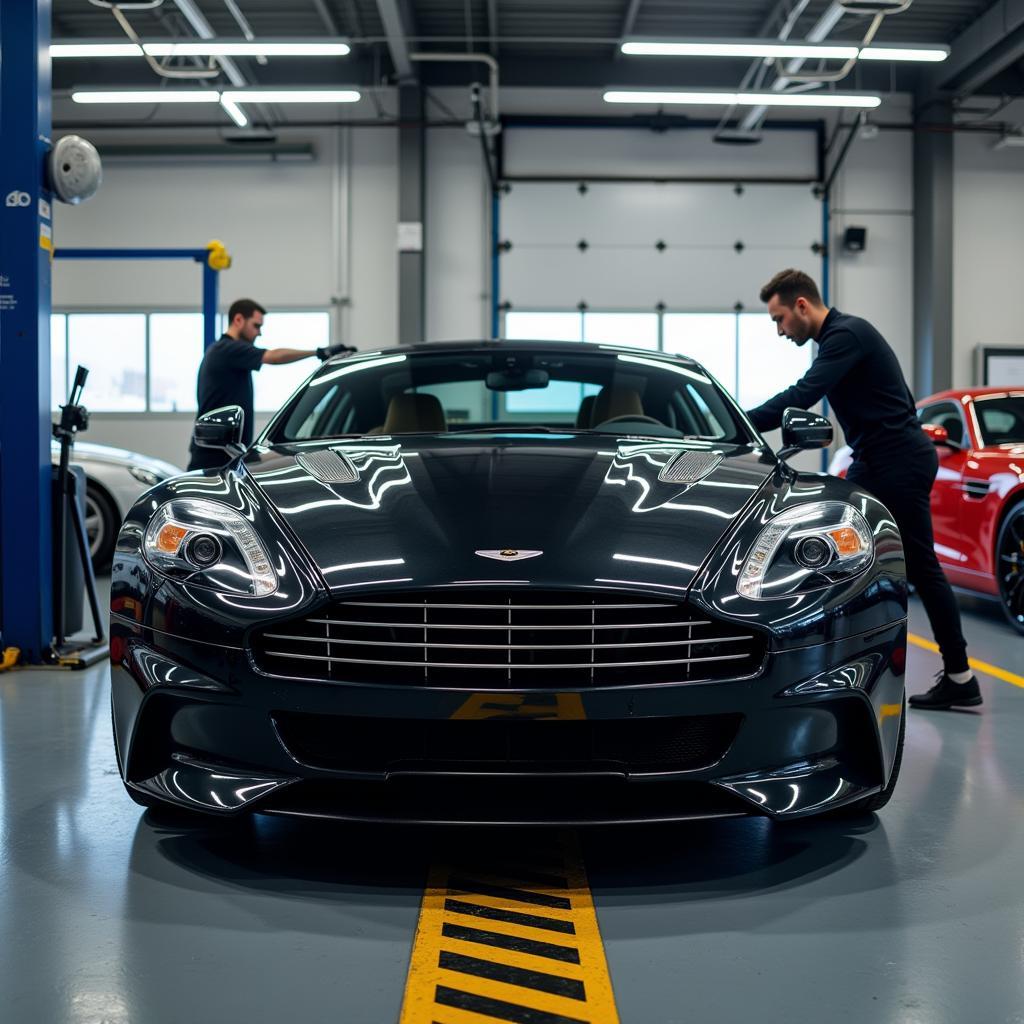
[
  {"xmin": 273, "ymin": 712, "xmax": 743, "ymax": 775},
  {"xmin": 253, "ymin": 589, "xmax": 764, "ymax": 688}
]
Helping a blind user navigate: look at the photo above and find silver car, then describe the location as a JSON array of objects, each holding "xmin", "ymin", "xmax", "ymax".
[{"xmin": 53, "ymin": 440, "xmax": 184, "ymax": 571}]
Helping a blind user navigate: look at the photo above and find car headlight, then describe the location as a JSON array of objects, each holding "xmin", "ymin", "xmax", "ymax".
[
  {"xmin": 737, "ymin": 500, "xmax": 873, "ymax": 600},
  {"xmin": 129, "ymin": 465, "xmax": 163, "ymax": 487},
  {"xmin": 143, "ymin": 498, "xmax": 277, "ymax": 597}
]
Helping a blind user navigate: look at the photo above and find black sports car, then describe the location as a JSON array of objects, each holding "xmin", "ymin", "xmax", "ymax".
[{"xmin": 110, "ymin": 341, "xmax": 907, "ymax": 824}]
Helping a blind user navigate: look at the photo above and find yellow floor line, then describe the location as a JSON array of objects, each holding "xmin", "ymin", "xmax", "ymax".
[
  {"xmin": 400, "ymin": 832, "xmax": 620, "ymax": 1024},
  {"xmin": 908, "ymin": 632, "xmax": 1024, "ymax": 689}
]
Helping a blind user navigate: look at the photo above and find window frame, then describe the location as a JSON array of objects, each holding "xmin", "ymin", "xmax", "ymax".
[{"xmin": 50, "ymin": 306, "xmax": 335, "ymax": 415}]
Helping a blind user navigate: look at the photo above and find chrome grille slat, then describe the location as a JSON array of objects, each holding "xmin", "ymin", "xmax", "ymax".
[
  {"xmin": 261, "ymin": 633, "xmax": 753, "ymax": 651},
  {"xmin": 254, "ymin": 589, "xmax": 764, "ymax": 688},
  {"xmin": 303, "ymin": 619, "xmax": 711, "ymax": 631},
  {"xmin": 263, "ymin": 650, "xmax": 752, "ymax": 669},
  {"xmin": 341, "ymin": 601, "xmax": 672, "ymax": 610}
]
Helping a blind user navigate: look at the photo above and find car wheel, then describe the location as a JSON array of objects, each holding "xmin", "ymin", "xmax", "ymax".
[
  {"xmin": 838, "ymin": 696, "xmax": 906, "ymax": 815},
  {"xmin": 996, "ymin": 500, "xmax": 1024, "ymax": 635},
  {"xmin": 84, "ymin": 481, "xmax": 118, "ymax": 573}
]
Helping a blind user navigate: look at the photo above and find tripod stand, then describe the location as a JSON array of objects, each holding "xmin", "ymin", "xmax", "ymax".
[{"xmin": 52, "ymin": 365, "xmax": 106, "ymax": 663}]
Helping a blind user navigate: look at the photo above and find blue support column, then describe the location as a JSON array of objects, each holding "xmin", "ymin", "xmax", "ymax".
[
  {"xmin": 202, "ymin": 259, "xmax": 219, "ymax": 350},
  {"xmin": 0, "ymin": 0, "xmax": 54, "ymax": 661}
]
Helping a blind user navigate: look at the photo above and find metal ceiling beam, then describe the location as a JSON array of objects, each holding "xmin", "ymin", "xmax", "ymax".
[
  {"xmin": 172, "ymin": 0, "xmax": 247, "ymax": 87},
  {"xmin": 738, "ymin": 1, "xmax": 844, "ymax": 131},
  {"xmin": 311, "ymin": 0, "xmax": 341, "ymax": 36},
  {"xmin": 619, "ymin": 0, "xmax": 643, "ymax": 40},
  {"xmin": 375, "ymin": 0, "xmax": 414, "ymax": 79},
  {"xmin": 931, "ymin": 0, "xmax": 1024, "ymax": 98},
  {"xmin": 488, "ymin": 0, "xmax": 498, "ymax": 56}
]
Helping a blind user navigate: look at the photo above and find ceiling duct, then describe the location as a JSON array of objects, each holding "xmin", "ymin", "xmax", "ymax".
[{"xmin": 837, "ymin": 0, "xmax": 912, "ymax": 13}]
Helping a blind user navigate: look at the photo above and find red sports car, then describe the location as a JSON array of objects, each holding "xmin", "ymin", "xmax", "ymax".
[{"xmin": 829, "ymin": 388, "xmax": 1024, "ymax": 634}]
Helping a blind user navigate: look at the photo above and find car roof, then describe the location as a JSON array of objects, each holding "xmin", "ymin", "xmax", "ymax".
[
  {"xmin": 919, "ymin": 386, "xmax": 1024, "ymax": 404},
  {"xmin": 327, "ymin": 339, "xmax": 702, "ymax": 368}
]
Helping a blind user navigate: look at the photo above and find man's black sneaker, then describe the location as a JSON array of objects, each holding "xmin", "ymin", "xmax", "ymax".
[{"xmin": 909, "ymin": 671, "xmax": 982, "ymax": 710}]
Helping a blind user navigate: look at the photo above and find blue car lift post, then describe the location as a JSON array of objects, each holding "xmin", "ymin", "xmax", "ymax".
[
  {"xmin": 53, "ymin": 247, "xmax": 224, "ymax": 350},
  {"xmin": 0, "ymin": 0, "xmax": 54, "ymax": 665}
]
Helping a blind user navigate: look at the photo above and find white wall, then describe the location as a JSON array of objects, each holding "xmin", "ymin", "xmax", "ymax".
[
  {"xmin": 954, "ymin": 130, "xmax": 1024, "ymax": 388},
  {"xmin": 52, "ymin": 126, "xmax": 399, "ymax": 467},
  {"xmin": 829, "ymin": 125, "xmax": 915, "ymax": 379},
  {"xmin": 425, "ymin": 126, "xmax": 491, "ymax": 340},
  {"xmin": 48, "ymin": 95, "xmax": 924, "ymax": 469}
]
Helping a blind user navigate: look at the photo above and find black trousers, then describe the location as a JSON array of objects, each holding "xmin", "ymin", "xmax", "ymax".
[{"xmin": 847, "ymin": 446, "xmax": 970, "ymax": 674}]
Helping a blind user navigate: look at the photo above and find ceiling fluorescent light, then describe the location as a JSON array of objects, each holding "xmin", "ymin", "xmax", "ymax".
[
  {"xmin": 144, "ymin": 41, "xmax": 351, "ymax": 57},
  {"xmin": 221, "ymin": 89, "xmax": 360, "ymax": 103},
  {"xmin": 52, "ymin": 43, "xmax": 143, "ymax": 58},
  {"xmin": 992, "ymin": 133, "xmax": 1024, "ymax": 149},
  {"xmin": 622, "ymin": 40, "xmax": 859, "ymax": 59},
  {"xmin": 859, "ymin": 46, "xmax": 949, "ymax": 62},
  {"xmin": 220, "ymin": 97, "xmax": 248, "ymax": 127},
  {"xmin": 603, "ymin": 90, "xmax": 881, "ymax": 109},
  {"xmin": 71, "ymin": 90, "xmax": 221, "ymax": 104}
]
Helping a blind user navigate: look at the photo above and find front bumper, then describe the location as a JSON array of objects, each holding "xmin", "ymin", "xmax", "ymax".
[{"xmin": 110, "ymin": 616, "xmax": 907, "ymax": 824}]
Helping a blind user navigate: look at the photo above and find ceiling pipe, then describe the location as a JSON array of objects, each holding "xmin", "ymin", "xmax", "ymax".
[{"xmin": 408, "ymin": 52, "xmax": 499, "ymax": 125}]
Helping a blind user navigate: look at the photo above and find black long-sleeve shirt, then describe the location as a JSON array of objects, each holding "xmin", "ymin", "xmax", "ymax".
[{"xmin": 745, "ymin": 308, "xmax": 926, "ymax": 459}]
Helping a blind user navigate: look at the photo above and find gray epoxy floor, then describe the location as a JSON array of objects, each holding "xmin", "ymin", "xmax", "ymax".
[{"xmin": 1, "ymin": 587, "xmax": 1022, "ymax": 1024}]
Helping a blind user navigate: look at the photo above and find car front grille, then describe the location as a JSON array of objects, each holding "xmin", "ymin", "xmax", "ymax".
[
  {"xmin": 272, "ymin": 712, "xmax": 744, "ymax": 775},
  {"xmin": 252, "ymin": 589, "xmax": 765, "ymax": 688}
]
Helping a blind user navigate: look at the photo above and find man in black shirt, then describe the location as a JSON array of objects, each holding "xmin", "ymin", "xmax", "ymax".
[
  {"xmin": 187, "ymin": 298, "xmax": 351, "ymax": 471},
  {"xmin": 746, "ymin": 269, "xmax": 980, "ymax": 711}
]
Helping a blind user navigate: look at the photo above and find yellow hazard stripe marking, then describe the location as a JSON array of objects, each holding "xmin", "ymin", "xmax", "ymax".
[
  {"xmin": 908, "ymin": 632, "xmax": 1024, "ymax": 689},
  {"xmin": 400, "ymin": 832, "xmax": 620, "ymax": 1024}
]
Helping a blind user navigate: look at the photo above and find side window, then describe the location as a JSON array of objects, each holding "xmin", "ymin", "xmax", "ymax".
[{"xmin": 919, "ymin": 402, "xmax": 965, "ymax": 446}]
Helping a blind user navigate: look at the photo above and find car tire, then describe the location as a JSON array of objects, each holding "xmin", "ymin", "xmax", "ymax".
[
  {"xmin": 84, "ymin": 481, "xmax": 118, "ymax": 573},
  {"xmin": 996, "ymin": 499, "xmax": 1024, "ymax": 636},
  {"xmin": 838, "ymin": 695, "xmax": 905, "ymax": 815}
]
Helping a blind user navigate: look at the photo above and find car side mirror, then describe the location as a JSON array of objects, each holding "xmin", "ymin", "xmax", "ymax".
[
  {"xmin": 777, "ymin": 407, "xmax": 833, "ymax": 461},
  {"xmin": 921, "ymin": 422, "xmax": 960, "ymax": 450},
  {"xmin": 193, "ymin": 405, "xmax": 245, "ymax": 456}
]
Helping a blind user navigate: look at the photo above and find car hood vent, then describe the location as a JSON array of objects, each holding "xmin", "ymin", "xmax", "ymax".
[
  {"xmin": 658, "ymin": 450, "xmax": 723, "ymax": 484},
  {"xmin": 296, "ymin": 450, "xmax": 359, "ymax": 484}
]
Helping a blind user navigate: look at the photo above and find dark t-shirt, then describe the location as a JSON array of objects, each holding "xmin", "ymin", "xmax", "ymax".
[
  {"xmin": 746, "ymin": 308, "xmax": 928, "ymax": 461},
  {"xmin": 187, "ymin": 334, "xmax": 263, "ymax": 470}
]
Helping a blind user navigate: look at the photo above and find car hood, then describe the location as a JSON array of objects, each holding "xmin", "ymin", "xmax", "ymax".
[{"xmin": 244, "ymin": 435, "xmax": 775, "ymax": 594}]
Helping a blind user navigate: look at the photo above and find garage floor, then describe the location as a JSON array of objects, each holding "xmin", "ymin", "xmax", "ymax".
[{"xmin": 1, "ymin": 589, "xmax": 1021, "ymax": 1024}]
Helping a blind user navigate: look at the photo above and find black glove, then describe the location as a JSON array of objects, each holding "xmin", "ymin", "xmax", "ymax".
[{"xmin": 316, "ymin": 343, "xmax": 357, "ymax": 361}]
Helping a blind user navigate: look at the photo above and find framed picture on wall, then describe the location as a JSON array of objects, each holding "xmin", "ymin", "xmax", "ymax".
[{"xmin": 976, "ymin": 346, "xmax": 1024, "ymax": 386}]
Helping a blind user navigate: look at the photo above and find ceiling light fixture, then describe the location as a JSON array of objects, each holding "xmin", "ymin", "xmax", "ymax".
[
  {"xmin": 858, "ymin": 45, "xmax": 948, "ymax": 61},
  {"xmin": 70, "ymin": 88, "xmax": 361, "ymax": 106},
  {"xmin": 221, "ymin": 89, "xmax": 360, "ymax": 103},
  {"xmin": 622, "ymin": 41, "xmax": 859, "ymax": 59},
  {"xmin": 144, "ymin": 41, "xmax": 351, "ymax": 57},
  {"xmin": 71, "ymin": 90, "xmax": 221, "ymax": 104},
  {"xmin": 52, "ymin": 39, "xmax": 351, "ymax": 59},
  {"xmin": 622, "ymin": 39, "xmax": 949, "ymax": 63},
  {"xmin": 603, "ymin": 90, "xmax": 881, "ymax": 109},
  {"xmin": 51, "ymin": 43, "xmax": 143, "ymax": 58}
]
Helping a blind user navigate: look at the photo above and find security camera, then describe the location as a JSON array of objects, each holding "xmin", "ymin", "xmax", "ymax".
[{"xmin": 48, "ymin": 135, "xmax": 103, "ymax": 205}]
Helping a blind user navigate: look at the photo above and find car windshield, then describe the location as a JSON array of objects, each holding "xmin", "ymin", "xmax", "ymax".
[
  {"xmin": 975, "ymin": 395, "xmax": 1024, "ymax": 445},
  {"xmin": 269, "ymin": 346, "xmax": 752, "ymax": 445}
]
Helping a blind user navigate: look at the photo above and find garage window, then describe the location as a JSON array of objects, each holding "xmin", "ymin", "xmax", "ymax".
[
  {"xmin": 507, "ymin": 309, "xmax": 813, "ymax": 410},
  {"xmin": 51, "ymin": 309, "xmax": 332, "ymax": 413},
  {"xmin": 51, "ymin": 314, "xmax": 68, "ymax": 409},
  {"xmin": 67, "ymin": 313, "xmax": 147, "ymax": 412}
]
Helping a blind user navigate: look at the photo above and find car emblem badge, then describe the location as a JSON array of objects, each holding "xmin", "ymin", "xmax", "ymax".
[{"xmin": 475, "ymin": 549, "xmax": 542, "ymax": 561}]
